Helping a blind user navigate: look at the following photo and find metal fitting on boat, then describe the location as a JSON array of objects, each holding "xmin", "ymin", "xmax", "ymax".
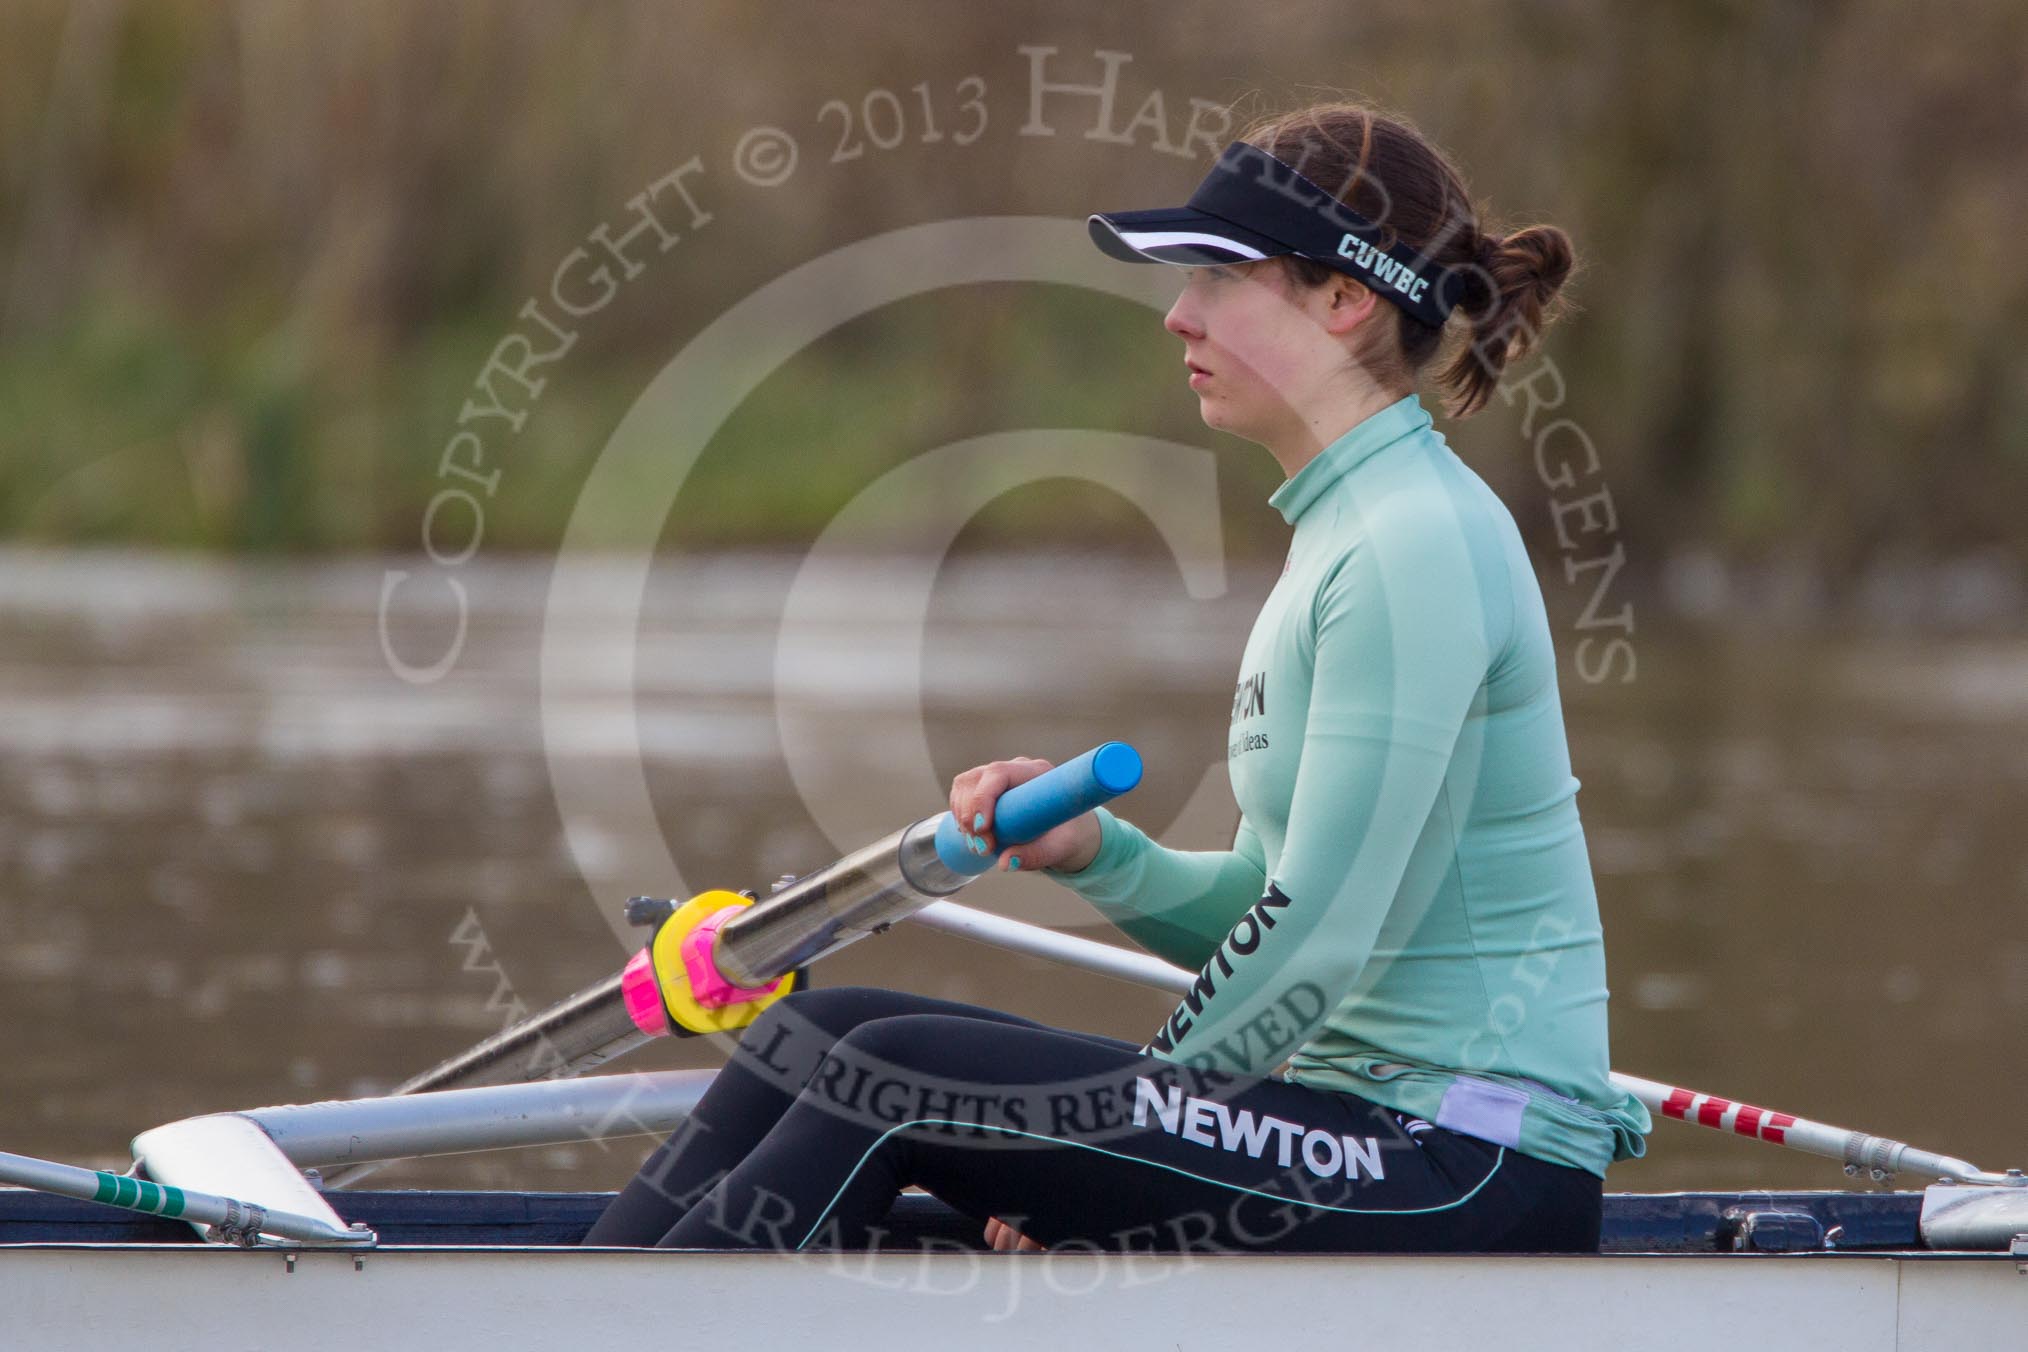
[
  {"xmin": 206, "ymin": 1198, "xmax": 267, "ymax": 1248},
  {"xmin": 1720, "ymin": 1207, "xmax": 1829, "ymax": 1253},
  {"xmin": 1920, "ymin": 1183, "xmax": 2028, "ymax": 1250},
  {"xmin": 624, "ymin": 896, "xmax": 676, "ymax": 928}
]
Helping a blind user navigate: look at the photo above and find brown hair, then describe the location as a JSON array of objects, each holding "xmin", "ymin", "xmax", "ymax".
[{"xmin": 1236, "ymin": 102, "xmax": 1576, "ymax": 419}]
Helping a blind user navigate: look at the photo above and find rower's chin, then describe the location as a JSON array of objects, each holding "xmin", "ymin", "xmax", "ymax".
[{"xmin": 1194, "ymin": 394, "xmax": 1236, "ymax": 432}]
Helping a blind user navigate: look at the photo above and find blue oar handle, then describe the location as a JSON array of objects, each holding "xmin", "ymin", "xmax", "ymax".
[{"xmin": 933, "ymin": 742, "xmax": 1143, "ymax": 875}]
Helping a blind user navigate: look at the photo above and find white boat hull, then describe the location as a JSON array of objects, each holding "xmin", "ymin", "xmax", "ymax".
[{"xmin": 1, "ymin": 1243, "xmax": 2020, "ymax": 1352}]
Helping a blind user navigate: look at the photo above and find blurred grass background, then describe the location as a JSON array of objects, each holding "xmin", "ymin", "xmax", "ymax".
[{"xmin": 1, "ymin": 0, "xmax": 2023, "ymax": 593}]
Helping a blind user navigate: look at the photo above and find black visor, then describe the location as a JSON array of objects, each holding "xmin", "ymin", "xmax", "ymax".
[{"xmin": 1089, "ymin": 142, "xmax": 1461, "ymax": 329}]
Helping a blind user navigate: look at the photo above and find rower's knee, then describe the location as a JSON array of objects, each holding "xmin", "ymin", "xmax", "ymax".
[{"xmin": 828, "ymin": 1011, "xmax": 964, "ymax": 1071}]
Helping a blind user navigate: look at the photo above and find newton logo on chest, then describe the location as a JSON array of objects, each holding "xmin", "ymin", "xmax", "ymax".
[{"xmin": 1232, "ymin": 670, "xmax": 1267, "ymax": 721}]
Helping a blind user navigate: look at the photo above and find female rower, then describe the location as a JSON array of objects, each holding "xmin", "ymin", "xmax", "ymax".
[{"xmin": 585, "ymin": 101, "xmax": 1650, "ymax": 1254}]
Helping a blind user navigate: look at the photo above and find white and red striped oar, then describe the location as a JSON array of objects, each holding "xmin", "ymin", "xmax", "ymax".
[
  {"xmin": 901, "ymin": 900, "xmax": 2024, "ymax": 1188},
  {"xmin": 1607, "ymin": 1073, "xmax": 2019, "ymax": 1186}
]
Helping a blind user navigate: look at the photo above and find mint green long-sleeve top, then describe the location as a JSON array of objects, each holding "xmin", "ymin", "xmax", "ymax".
[{"xmin": 1050, "ymin": 394, "xmax": 1650, "ymax": 1178}]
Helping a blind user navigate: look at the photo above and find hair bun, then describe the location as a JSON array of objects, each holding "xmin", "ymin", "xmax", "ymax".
[{"xmin": 1505, "ymin": 224, "xmax": 1575, "ymax": 299}]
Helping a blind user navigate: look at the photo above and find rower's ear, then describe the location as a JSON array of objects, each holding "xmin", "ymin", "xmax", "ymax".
[{"xmin": 1319, "ymin": 276, "xmax": 1378, "ymax": 336}]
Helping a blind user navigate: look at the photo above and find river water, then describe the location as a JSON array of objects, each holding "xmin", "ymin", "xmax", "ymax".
[{"xmin": 0, "ymin": 550, "xmax": 2022, "ymax": 1197}]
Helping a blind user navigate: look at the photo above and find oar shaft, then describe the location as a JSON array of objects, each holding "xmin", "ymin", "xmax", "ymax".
[
  {"xmin": 713, "ymin": 821, "xmax": 963, "ymax": 988},
  {"xmin": 907, "ymin": 899, "xmax": 1196, "ymax": 995},
  {"xmin": 0, "ymin": 1149, "xmax": 371, "ymax": 1246},
  {"xmin": 331, "ymin": 972, "xmax": 650, "ymax": 1184},
  {"xmin": 392, "ymin": 744, "xmax": 1144, "ymax": 1102},
  {"xmin": 1608, "ymin": 1073, "xmax": 2013, "ymax": 1185},
  {"xmin": 390, "ymin": 823, "xmax": 958, "ymax": 1102},
  {"xmin": 392, "ymin": 971, "xmax": 647, "ymax": 1097}
]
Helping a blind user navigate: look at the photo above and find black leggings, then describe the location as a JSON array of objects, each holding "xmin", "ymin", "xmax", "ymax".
[{"xmin": 582, "ymin": 986, "xmax": 1602, "ymax": 1252}]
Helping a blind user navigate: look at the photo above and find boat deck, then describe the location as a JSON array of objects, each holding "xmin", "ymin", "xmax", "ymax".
[{"xmin": 0, "ymin": 1187, "xmax": 1983, "ymax": 1255}]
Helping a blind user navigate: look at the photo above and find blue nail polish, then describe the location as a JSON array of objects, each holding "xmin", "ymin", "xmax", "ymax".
[
  {"xmin": 1009, "ymin": 855, "xmax": 1022, "ymax": 871},
  {"xmin": 973, "ymin": 812, "xmax": 986, "ymax": 831}
]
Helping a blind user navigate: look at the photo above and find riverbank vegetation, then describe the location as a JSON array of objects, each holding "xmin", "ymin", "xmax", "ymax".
[{"xmin": 2, "ymin": 2, "xmax": 2022, "ymax": 589}]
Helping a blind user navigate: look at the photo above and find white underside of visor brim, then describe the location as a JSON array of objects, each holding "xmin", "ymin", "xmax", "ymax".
[{"xmin": 1114, "ymin": 229, "xmax": 1267, "ymax": 261}]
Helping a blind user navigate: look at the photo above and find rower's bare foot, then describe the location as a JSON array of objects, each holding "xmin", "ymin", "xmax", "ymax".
[{"xmin": 983, "ymin": 1216, "xmax": 1045, "ymax": 1252}]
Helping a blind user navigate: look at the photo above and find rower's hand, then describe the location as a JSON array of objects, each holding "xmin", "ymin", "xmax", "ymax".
[
  {"xmin": 950, "ymin": 757, "xmax": 1103, "ymax": 874},
  {"xmin": 983, "ymin": 1216, "xmax": 1045, "ymax": 1253}
]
